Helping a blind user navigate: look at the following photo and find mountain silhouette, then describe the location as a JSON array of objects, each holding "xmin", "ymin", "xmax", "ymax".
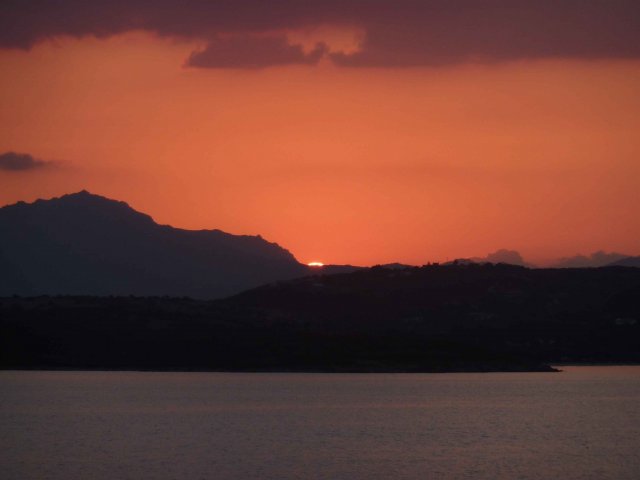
[
  {"xmin": 445, "ymin": 249, "xmax": 533, "ymax": 267},
  {"xmin": 608, "ymin": 256, "xmax": 640, "ymax": 268},
  {"xmin": 550, "ymin": 251, "xmax": 631, "ymax": 268},
  {"xmin": 0, "ymin": 191, "xmax": 310, "ymax": 298}
]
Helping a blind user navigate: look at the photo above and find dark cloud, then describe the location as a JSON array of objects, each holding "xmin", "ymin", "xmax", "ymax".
[
  {"xmin": 0, "ymin": 1, "xmax": 332, "ymax": 49},
  {"xmin": 2, "ymin": 1, "xmax": 640, "ymax": 68},
  {"xmin": 186, "ymin": 36, "xmax": 326, "ymax": 68},
  {"xmin": 331, "ymin": 2, "xmax": 640, "ymax": 67},
  {"xmin": 0, "ymin": 152, "xmax": 51, "ymax": 171}
]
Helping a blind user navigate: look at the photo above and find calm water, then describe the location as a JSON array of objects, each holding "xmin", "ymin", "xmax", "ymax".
[{"xmin": 1, "ymin": 367, "xmax": 639, "ymax": 480}]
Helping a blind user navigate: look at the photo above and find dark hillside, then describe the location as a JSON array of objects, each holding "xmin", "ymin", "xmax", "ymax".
[
  {"xmin": 2, "ymin": 264, "xmax": 639, "ymax": 372},
  {"xmin": 0, "ymin": 191, "xmax": 308, "ymax": 298}
]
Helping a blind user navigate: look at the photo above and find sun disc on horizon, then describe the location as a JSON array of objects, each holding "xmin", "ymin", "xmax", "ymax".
[{"xmin": 308, "ymin": 261, "xmax": 324, "ymax": 267}]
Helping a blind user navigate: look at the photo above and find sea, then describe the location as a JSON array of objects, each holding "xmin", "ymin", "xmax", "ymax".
[{"xmin": 1, "ymin": 366, "xmax": 639, "ymax": 479}]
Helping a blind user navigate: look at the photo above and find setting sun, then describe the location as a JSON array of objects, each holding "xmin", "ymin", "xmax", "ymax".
[{"xmin": 308, "ymin": 262, "xmax": 324, "ymax": 267}]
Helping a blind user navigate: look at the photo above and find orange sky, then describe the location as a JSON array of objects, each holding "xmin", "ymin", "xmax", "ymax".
[{"xmin": 1, "ymin": 33, "xmax": 639, "ymax": 266}]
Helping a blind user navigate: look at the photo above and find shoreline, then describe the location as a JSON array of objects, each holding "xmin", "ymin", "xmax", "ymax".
[{"xmin": 0, "ymin": 365, "xmax": 560, "ymax": 374}]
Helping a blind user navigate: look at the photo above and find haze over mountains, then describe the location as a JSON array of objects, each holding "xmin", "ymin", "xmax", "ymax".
[
  {"xmin": 455, "ymin": 249, "xmax": 638, "ymax": 269},
  {"xmin": 0, "ymin": 191, "xmax": 637, "ymax": 299},
  {"xmin": 549, "ymin": 251, "xmax": 635, "ymax": 269},
  {"xmin": 1, "ymin": 191, "xmax": 639, "ymax": 372},
  {"xmin": 609, "ymin": 257, "xmax": 640, "ymax": 268}
]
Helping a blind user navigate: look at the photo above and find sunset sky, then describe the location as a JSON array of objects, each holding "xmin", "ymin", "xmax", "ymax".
[{"xmin": 1, "ymin": 1, "xmax": 639, "ymax": 266}]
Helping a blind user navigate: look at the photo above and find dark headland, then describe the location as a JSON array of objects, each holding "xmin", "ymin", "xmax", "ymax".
[
  {"xmin": 2, "ymin": 192, "xmax": 639, "ymax": 373},
  {"xmin": 3, "ymin": 263, "xmax": 640, "ymax": 373}
]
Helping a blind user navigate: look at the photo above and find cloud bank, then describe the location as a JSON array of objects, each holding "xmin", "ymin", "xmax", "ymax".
[
  {"xmin": 0, "ymin": 152, "xmax": 51, "ymax": 171},
  {"xmin": 2, "ymin": 1, "xmax": 640, "ymax": 68}
]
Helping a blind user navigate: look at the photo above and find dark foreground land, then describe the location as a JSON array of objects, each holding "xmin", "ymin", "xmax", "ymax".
[{"xmin": 2, "ymin": 264, "xmax": 639, "ymax": 372}]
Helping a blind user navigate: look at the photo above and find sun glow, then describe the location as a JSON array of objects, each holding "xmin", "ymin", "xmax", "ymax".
[{"xmin": 308, "ymin": 261, "xmax": 324, "ymax": 267}]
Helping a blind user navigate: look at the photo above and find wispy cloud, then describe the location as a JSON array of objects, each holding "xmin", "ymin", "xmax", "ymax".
[{"xmin": 0, "ymin": 151, "xmax": 53, "ymax": 171}]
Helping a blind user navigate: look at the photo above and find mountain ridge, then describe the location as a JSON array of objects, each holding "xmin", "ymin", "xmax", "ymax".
[
  {"xmin": 609, "ymin": 256, "xmax": 640, "ymax": 268},
  {"xmin": 1, "ymin": 192, "xmax": 637, "ymax": 299},
  {"xmin": 0, "ymin": 190, "xmax": 307, "ymax": 298}
]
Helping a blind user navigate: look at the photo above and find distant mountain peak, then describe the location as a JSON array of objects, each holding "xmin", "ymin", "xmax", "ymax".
[
  {"xmin": 68, "ymin": 189, "xmax": 92, "ymax": 196},
  {"xmin": 57, "ymin": 190, "xmax": 133, "ymax": 207},
  {"xmin": 451, "ymin": 249, "xmax": 533, "ymax": 268},
  {"xmin": 4, "ymin": 190, "xmax": 132, "ymax": 210},
  {"xmin": 61, "ymin": 189, "xmax": 109, "ymax": 202},
  {"xmin": 551, "ymin": 251, "xmax": 631, "ymax": 268}
]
